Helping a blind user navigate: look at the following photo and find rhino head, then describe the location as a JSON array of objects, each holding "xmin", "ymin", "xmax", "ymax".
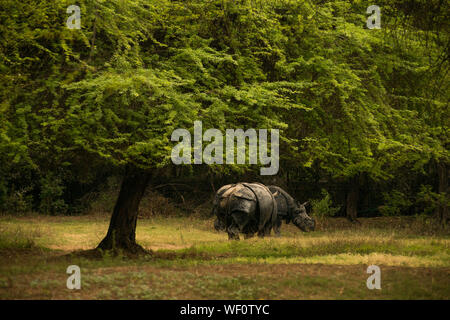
[
  {"xmin": 291, "ymin": 201, "xmax": 315, "ymax": 232},
  {"xmin": 212, "ymin": 204, "xmax": 226, "ymax": 231}
]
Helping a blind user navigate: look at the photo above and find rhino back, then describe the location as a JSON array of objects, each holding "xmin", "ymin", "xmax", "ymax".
[
  {"xmin": 273, "ymin": 192, "xmax": 288, "ymax": 216},
  {"xmin": 268, "ymin": 186, "xmax": 297, "ymax": 218},
  {"xmin": 216, "ymin": 184, "xmax": 256, "ymax": 217}
]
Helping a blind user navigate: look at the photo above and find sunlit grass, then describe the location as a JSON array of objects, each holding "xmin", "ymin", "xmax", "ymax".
[
  {"xmin": 0, "ymin": 215, "xmax": 448, "ymax": 267},
  {"xmin": 0, "ymin": 214, "xmax": 448, "ymax": 299}
]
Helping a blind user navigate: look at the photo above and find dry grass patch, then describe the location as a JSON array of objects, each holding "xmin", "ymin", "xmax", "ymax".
[{"xmin": 0, "ymin": 214, "xmax": 448, "ymax": 299}]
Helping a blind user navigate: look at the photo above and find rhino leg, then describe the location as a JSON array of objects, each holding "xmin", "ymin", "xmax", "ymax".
[
  {"xmin": 264, "ymin": 223, "xmax": 273, "ymax": 237},
  {"xmin": 214, "ymin": 217, "xmax": 225, "ymax": 231},
  {"xmin": 257, "ymin": 221, "xmax": 272, "ymax": 238},
  {"xmin": 226, "ymin": 218, "xmax": 240, "ymax": 240},
  {"xmin": 228, "ymin": 232, "xmax": 240, "ymax": 240},
  {"xmin": 227, "ymin": 225, "xmax": 240, "ymax": 240},
  {"xmin": 273, "ymin": 216, "xmax": 282, "ymax": 237},
  {"xmin": 227, "ymin": 211, "xmax": 249, "ymax": 240}
]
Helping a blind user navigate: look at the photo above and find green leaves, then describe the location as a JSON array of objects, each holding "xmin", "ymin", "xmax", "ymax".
[{"xmin": 0, "ymin": 0, "xmax": 447, "ymax": 185}]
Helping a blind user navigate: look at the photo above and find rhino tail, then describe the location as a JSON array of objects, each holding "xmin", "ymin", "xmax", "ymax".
[{"xmin": 242, "ymin": 183, "xmax": 277, "ymax": 230}]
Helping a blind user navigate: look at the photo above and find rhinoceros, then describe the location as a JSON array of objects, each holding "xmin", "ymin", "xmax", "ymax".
[
  {"xmin": 267, "ymin": 185, "xmax": 315, "ymax": 235},
  {"xmin": 212, "ymin": 182, "xmax": 277, "ymax": 240}
]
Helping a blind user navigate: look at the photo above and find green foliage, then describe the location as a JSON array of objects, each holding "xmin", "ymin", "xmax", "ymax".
[
  {"xmin": 417, "ymin": 185, "xmax": 450, "ymax": 215},
  {"xmin": 0, "ymin": 0, "xmax": 447, "ymax": 216},
  {"xmin": 39, "ymin": 173, "xmax": 68, "ymax": 215},
  {"xmin": 380, "ymin": 190, "xmax": 413, "ymax": 216},
  {"xmin": 1, "ymin": 188, "xmax": 33, "ymax": 214},
  {"xmin": 311, "ymin": 189, "xmax": 341, "ymax": 219}
]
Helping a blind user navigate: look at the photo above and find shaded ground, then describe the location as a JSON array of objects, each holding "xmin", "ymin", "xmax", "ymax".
[{"xmin": 0, "ymin": 215, "xmax": 448, "ymax": 299}]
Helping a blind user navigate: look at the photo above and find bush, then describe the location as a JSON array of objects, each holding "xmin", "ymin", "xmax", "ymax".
[
  {"xmin": 39, "ymin": 173, "xmax": 68, "ymax": 215},
  {"xmin": 416, "ymin": 185, "xmax": 449, "ymax": 216},
  {"xmin": 379, "ymin": 190, "xmax": 412, "ymax": 216},
  {"xmin": 1, "ymin": 188, "xmax": 33, "ymax": 214},
  {"xmin": 311, "ymin": 189, "xmax": 340, "ymax": 219},
  {"xmin": 139, "ymin": 190, "xmax": 181, "ymax": 218}
]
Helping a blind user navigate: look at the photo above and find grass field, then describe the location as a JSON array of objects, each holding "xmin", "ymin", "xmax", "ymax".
[{"xmin": 0, "ymin": 214, "xmax": 449, "ymax": 299}]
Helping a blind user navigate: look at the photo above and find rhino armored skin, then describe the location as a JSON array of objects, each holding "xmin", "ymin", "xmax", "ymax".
[
  {"xmin": 213, "ymin": 183, "xmax": 277, "ymax": 240},
  {"xmin": 268, "ymin": 185, "xmax": 315, "ymax": 235}
]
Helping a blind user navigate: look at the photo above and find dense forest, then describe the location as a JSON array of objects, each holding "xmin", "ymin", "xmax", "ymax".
[{"xmin": 0, "ymin": 0, "xmax": 448, "ymax": 239}]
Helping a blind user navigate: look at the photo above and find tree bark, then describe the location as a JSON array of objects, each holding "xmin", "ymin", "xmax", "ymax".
[
  {"xmin": 435, "ymin": 161, "xmax": 448, "ymax": 225},
  {"xmin": 346, "ymin": 175, "xmax": 359, "ymax": 223},
  {"xmin": 97, "ymin": 167, "xmax": 151, "ymax": 254}
]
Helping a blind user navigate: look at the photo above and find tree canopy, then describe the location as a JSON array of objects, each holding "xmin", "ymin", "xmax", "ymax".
[{"xmin": 0, "ymin": 0, "xmax": 448, "ymax": 250}]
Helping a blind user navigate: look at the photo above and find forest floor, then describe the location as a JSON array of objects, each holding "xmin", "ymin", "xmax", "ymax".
[{"xmin": 0, "ymin": 214, "xmax": 448, "ymax": 299}]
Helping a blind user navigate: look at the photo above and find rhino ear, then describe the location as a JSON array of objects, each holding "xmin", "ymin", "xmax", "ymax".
[{"xmin": 302, "ymin": 201, "xmax": 309, "ymax": 207}]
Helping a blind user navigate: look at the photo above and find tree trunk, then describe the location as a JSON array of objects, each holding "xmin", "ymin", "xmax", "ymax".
[
  {"xmin": 97, "ymin": 167, "xmax": 151, "ymax": 254},
  {"xmin": 435, "ymin": 161, "xmax": 448, "ymax": 225},
  {"xmin": 346, "ymin": 175, "xmax": 359, "ymax": 223},
  {"xmin": 361, "ymin": 173, "xmax": 370, "ymax": 214}
]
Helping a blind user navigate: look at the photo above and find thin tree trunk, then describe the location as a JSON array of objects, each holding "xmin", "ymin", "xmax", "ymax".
[
  {"xmin": 346, "ymin": 175, "xmax": 360, "ymax": 223},
  {"xmin": 88, "ymin": 5, "xmax": 98, "ymax": 63},
  {"xmin": 435, "ymin": 161, "xmax": 448, "ymax": 225},
  {"xmin": 97, "ymin": 167, "xmax": 151, "ymax": 254}
]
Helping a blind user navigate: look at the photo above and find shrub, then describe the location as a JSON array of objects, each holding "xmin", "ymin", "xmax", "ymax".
[
  {"xmin": 39, "ymin": 173, "xmax": 68, "ymax": 215},
  {"xmin": 0, "ymin": 187, "xmax": 33, "ymax": 214},
  {"xmin": 311, "ymin": 189, "xmax": 340, "ymax": 219},
  {"xmin": 416, "ymin": 185, "xmax": 449, "ymax": 215},
  {"xmin": 379, "ymin": 190, "xmax": 412, "ymax": 216},
  {"xmin": 139, "ymin": 190, "xmax": 180, "ymax": 218}
]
